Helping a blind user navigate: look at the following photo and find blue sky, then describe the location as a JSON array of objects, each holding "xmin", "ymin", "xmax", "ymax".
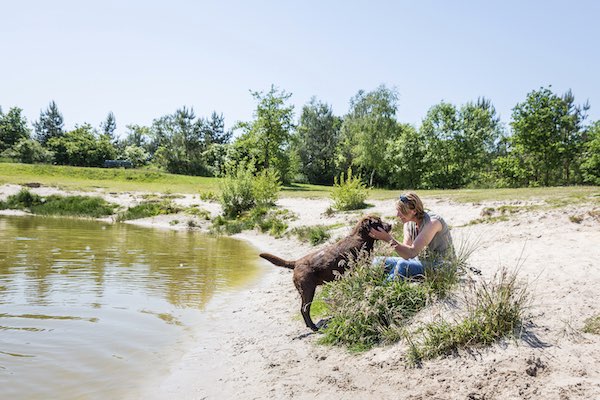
[{"xmin": 2, "ymin": 1, "xmax": 599, "ymax": 137}]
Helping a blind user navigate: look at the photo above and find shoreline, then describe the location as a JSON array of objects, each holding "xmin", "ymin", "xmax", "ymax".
[{"xmin": 2, "ymin": 184, "xmax": 600, "ymax": 399}]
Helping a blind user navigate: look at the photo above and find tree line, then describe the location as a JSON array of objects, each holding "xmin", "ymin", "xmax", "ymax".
[{"xmin": 1, "ymin": 84, "xmax": 599, "ymax": 188}]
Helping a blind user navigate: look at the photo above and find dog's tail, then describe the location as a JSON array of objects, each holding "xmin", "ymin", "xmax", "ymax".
[{"xmin": 259, "ymin": 253, "xmax": 296, "ymax": 269}]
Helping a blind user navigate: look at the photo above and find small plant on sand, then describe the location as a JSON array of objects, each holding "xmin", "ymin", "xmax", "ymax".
[
  {"xmin": 406, "ymin": 267, "xmax": 529, "ymax": 366},
  {"xmin": 291, "ymin": 225, "xmax": 331, "ymax": 246},
  {"xmin": 116, "ymin": 200, "xmax": 182, "ymax": 221},
  {"xmin": 583, "ymin": 314, "xmax": 600, "ymax": 335},
  {"xmin": 331, "ymin": 168, "xmax": 369, "ymax": 211},
  {"xmin": 1, "ymin": 189, "xmax": 117, "ymax": 218},
  {"xmin": 211, "ymin": 207, "xmax": 294, "ymax": 237}
]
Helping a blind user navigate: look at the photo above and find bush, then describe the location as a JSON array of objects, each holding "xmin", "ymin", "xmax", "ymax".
[
  {"xmin": 406, "ymin": 268, "xmax": 529, "ymax": 365},
  {"xmin": 331, "ymin": 168, "xmax": 368, "ymax": 211},
  {"xmin": 0, "ymin": 189, "xmax": 116, "ymax": 217},
  {"xmin": 583, "ymin": 314, "xmax": 600, "ymax": 335},
  {"xmin": 292, "ymin": 225, "xmax": 331, "ymax": 246},
  {"xmin": 219, "ymin": 164, "xmax": 281, "ymax": 218},
  {"xmin": 117, "ymin": 201, "xmax": 181, "ymax": 221}
]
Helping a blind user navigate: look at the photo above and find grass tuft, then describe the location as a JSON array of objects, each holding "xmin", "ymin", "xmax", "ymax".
[
  {"xmin": 116, "ymin": 201, "xmax": 182, "ymax": 221},
  {"xmin": 291, "ymin": 225, "xmax": 331, "ymax": 246},
  {"xmin": 583, "ymin": 315, "xmax": 600, "ymax": 335},
  {"xmin": 406, "ymin": 267, "xmax": 529, "ymax": 366},
  {"xmin": 1, "ymin": 189, "xmax": 116, "ymax": 217}
]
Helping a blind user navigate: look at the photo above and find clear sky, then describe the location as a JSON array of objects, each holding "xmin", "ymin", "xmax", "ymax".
[{"xmin": 2, "ymin": 1, "xmax": 599, "ymax": 137}]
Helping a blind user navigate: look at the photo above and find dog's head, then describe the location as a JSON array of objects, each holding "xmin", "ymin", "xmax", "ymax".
[{"xmin": 352, "ymin": 215, "xmax": 392, "ymax": 239}]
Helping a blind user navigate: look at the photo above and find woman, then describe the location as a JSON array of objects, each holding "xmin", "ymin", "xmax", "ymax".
[{"xmin": 369, "ymin": 192, "xmax": 455, "ymax": 280}]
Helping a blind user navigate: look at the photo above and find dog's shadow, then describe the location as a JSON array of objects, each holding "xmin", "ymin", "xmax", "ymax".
[{"xmin": 292, "ymin": 317, "xmax": 333, "ymax": 340}]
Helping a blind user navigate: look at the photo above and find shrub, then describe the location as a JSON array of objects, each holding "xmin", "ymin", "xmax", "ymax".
[
  {"xmin": 1, "ymin": 189, "xmax": 116, "ymax": 217},
  {"xmin": 583, "ymin": 315, "xmax": 600, "ymax": 335},
  {"xmin": 406, "ymin": 268, "xmax": 529, "ymax": 365},
  {"xmin": 292, "ymin": 225, "xmax": 331, "ymax": 246},
  {"xmin": 253, "ymin": 168, "xmax": 281, "ymax": 208},
  {"xmin": 331, "ymin": 168, "xmax": 368, "ymax": 211},
  {"xmin": 117, "ymin": 201, "xmax": 181, "ymax": 221}
]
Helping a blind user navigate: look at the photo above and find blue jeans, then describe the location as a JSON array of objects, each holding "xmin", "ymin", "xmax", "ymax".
[{"xmin": 372, "ymin": 256, "xmax": 425, "ymax": 280}]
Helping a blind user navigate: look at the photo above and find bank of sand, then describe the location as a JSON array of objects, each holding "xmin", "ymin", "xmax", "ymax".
[{"xmin": 1, "ymin": 184, "xmax": 600, "ymax": 399}]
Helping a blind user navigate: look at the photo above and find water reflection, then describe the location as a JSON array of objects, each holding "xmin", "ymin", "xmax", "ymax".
[{"xmin": 0, "ymin": 215, "xmax": 264, "ymax": 399}]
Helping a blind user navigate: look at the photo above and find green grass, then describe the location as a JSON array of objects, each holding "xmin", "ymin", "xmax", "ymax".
[
  {"xmin": 1, "ymin": 162, "xmax": 599, "ymax": 206},
  {"xmin": 116, "ymin": 201, "xmax": 182, "ymax": 221},
  {"xmin": 406, "ymin": 268, "xmax": 529, "ymax": 366},
  {"xmin": 290, "ymin": 225, "xmax": 331, "ymax": 245},
  {"xmin": 0, "ymin": 189, "xmax": 117, "ymax": 218},
  {"xmin": 583, "ymin": 315, "xmax": 600, "ymax": 335}
]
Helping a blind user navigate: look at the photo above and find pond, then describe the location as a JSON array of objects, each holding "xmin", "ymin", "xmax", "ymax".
[{"xmin": 0, "ymin": 215, "xmax": 264, "ymax": 399}]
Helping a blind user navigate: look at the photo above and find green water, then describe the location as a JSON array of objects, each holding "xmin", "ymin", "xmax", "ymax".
[{"xmin": 0, "ymin": 215, "xmax": 264, "ymax": 399}]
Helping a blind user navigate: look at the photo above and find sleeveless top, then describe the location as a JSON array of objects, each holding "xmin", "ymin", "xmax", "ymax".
[{"xmin": 406, "ymin": 212, "xmax": 455, "ymax": 262}]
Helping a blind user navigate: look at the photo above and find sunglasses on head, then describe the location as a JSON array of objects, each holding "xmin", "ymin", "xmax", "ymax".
[{"xmin": 399, "ymin": 195, "xmax": 413, "ymax": 208}]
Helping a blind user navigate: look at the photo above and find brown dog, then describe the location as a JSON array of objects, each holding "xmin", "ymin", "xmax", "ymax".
[{"xmin": 259, "ymin": 215, "xmax": 392, "ymax": 331}]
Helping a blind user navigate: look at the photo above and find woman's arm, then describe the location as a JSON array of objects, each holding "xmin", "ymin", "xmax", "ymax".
[{"xmin": 370, "ymin": 219, "xmax": 442, "ymax": 259}]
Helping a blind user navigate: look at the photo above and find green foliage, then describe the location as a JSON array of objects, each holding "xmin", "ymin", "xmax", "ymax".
[
  {"xmin": 406, "ymin": 268, "xmax": 529, "ymax": 365},
  {"xmin": 1, "ymin": 138, "xmax": 54, "ymax": 164},
  {"xmin": 318, "ymin": 254, "xmax": 430, "ymax": 351},
  {"xmin": 581, "ymin": 121, "xmax": 600, "ymax": 185},
  {"xmin": 211, "ymin": 206, "xmax": 292, "ymax": 237},
  {"xmin": 337, "ymin": 85, "xmax": 399, "ymax": 186},
  {"xmin": 0, "ymin": 189, "xmax": 116, "ymax": 217},
  {"xmin": 33, "ymin": 100, "xmax": 64, "ymax": 145},
  {"xmin": 219, "ymin": 164, "xmax": 281, "ymax": 218},
  {"xmin": 231, "ymin": 85, "xmax": 295, "ymax": 183},
  {"xmin": 511, "ymin": 87, "xmax": 588, "ymax": 186},
  {"xmin": 47, "ymin": 124, "xmax": 117, "ymax": 167},
  {"xmin": 294, "ymin": 98, "xmax": 341, "ymax": 184},
  {"xmin": 582, "ymin": 314, "xmax": 600, "ymax": 335},
  {"xmin": 291, "ymin": 225, "xmax": 331, "ymax": 245},
  {"xmin": 116, "ymin": 201, "xmax": 182, "ymax": 221},
  {"xmin": 121, "ymin": 145, "xmax": 150, "ymax": 167},
  {"xmin": 331, "ymin": 168, "xmax": 368, "ymax": 211},
  {"xmin": 0, "ymin": 107, "xmax": 31, "ymax": 152}
]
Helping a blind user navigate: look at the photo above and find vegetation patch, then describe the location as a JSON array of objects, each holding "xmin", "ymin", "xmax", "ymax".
[
  {"xmin": 331, "ymin": 168, "xmax": 369, "ymax": 211},
  {"xmin": 318, "ymin": 252, "xmax": 460, "ymax": 352},
  {"xmin": 0, "ymin": 189, "xmax": 117, "ymax": 218},
  {"xmin": 291, "ymin": 225, "xmax": 331, "ymax": 245},
  {"xmin": 116, "ymin": 201, "xmax": 182, "ymax": 221},
  {"xmin": 583, "ymin": 315, "xmax": 600, "ymax": 335},
  {"xmin": 406, "ymin": 268, "xmax": 529, "ymax": 366},
  {"xmin": 211, "ymin": 207, "xmax": 295, "ymax": 237}
]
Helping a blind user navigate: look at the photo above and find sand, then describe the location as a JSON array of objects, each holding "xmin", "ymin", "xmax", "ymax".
[{"xmin": 2, "ymin": 184, "xmax": 600, "ymax": 399}]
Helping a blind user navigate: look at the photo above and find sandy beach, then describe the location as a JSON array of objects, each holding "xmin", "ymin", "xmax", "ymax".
[{"xmin": 2, "ymin": 184, "xmax": 600, "ymax": 399}]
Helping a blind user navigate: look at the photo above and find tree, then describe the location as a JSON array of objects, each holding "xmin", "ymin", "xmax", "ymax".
[
  {"xmin": 0, "ymin": 107, "xmax": 31, "ymax": 152},
  {"xmin": 47, "ymin": 123, "xmax": 116, "ymax": 167},
  {"xmin": 1, "ymin": 138, "xmax": 54, "ymax": 164},
  {"xmin": 34, "ymin": 101, "xmax": 64, "ymax": 145},
  {"xmin": 511, "ymin": 87, "xmax": 587, "ymax": 186},
  {"xmin": 458, "ymin": 98, "xmax": 504, "ymax": 185},
  {"xmin": 202, "ymin": 112, "xmax": 232, "ymax": 145},
  {"xmin": 386, "ymin": 123, "xmax": 425, "ymax": 189},
  {"xmin": 150, "ymin": 107, "xmax": 209, "ymax": 175},
  {"xmin": 100, "ymin": 111, "xmax": 117, "ymax": 142},
  {"xmin": 232, "ymin": 85, "xmax": 295, "ymax": 182},
  {"xmin": 419, "ymin": 102, "xmax": 461, "ymax": 188},
  {"xmin": 339, "ymin": 85, "xmax": 399, "ymax": 186},
  {"xmin": 294, "ymin": 97, "xmax": 341, "ymax": 184},
  {"xmin": 580, "ymin": 121, "xmax": 600, "ymax": 185}
]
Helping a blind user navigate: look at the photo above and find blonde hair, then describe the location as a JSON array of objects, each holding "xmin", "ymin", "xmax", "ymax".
[{"xmin": 396, "ymin": 192, "xmax": 425, "ymax": 220}]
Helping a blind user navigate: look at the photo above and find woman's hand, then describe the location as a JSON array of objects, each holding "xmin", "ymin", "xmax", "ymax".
[{"xmin": 369, "ymin": 227, "xmax": 392, "ymax": 242}]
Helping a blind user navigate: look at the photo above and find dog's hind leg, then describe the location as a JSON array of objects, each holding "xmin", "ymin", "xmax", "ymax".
[{"xmin": 299, "ymin": 284, "xmax": 318, "ymax": 331}]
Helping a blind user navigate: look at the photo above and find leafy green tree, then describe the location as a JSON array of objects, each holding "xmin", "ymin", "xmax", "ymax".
[
  {"xmin": 100, "ymin": 111, "xmax": 117, "ymax": 142},
  {"xmin": 233, "ymin": 85, "xmax": 295, "ymax": 182},
  {"xmin": 202, "ymin": 112, "xmax": 232, "ymax": 145},
  {"xmin": 338, "ymin": 85, "xmax": 399, "ymax": 186},
  {"xmin": 34, "ymin": 101, "xmax": 64, "ymax": 145},
  {"xmin": 386, "ymin": 123, "xmax": 425, "ymax": 189},
  {"xmin": 122, "ymin": 145, "xmax": 149, "ymax": 167},
  {"xmin": 150, "ymin": 107, "xmax": 209, "ymax": 175},
  {"xmin": 47, "ymin": 123, "xmax": 116, "ymax": 167},
  {"xmin": 0, "ymin": 107, "xmax": 31, "ymax": 152},
  {"xmin": 420, "ymin": 102, "xmax": 461, "ymax": 188},
  {"xmin": 1, "ymin": 138, "xmax": 54, "ymax": 164},
  {"xmin": 294, "ymin": 97, "xmax": 341, "ymax": 184},
  {"xmin": 511, "ymin": 87, "xmax": 588, "ymax": 186},
  {"xmin": 458, "ymin": 98, "xmax": 504, "ymax": 185},
  {"xmin": 580, "ymin": 121, "xmax": 600, "ymax": 185}
]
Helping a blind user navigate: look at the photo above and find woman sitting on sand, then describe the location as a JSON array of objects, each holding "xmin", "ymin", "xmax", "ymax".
[{"xmin": 368, "ymin": 192, "xmax": 455, "ymax": 280}]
